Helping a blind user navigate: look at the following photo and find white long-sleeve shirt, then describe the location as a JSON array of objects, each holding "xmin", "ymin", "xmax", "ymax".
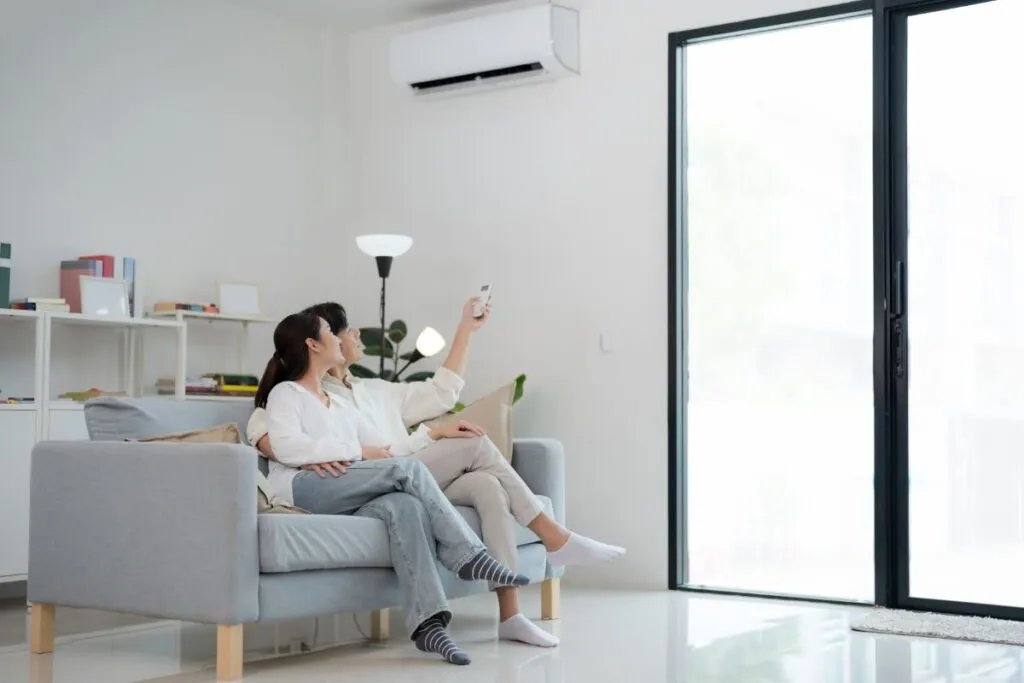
[
  {"xmin": 248, "ymin": 367, "xmax": 465, "ymax": 460},
  {"xmin": 263, "ymin": 381, "xmax": 385, "ymax": 502},
  {"xmin": 325, "ymin": 367, "xmax": 465, "ymax": 454}
]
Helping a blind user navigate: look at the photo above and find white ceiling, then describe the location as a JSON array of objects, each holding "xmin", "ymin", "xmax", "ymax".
[{"xmin": 239, "ymin": 0, "xmax": 515, "ymax": 29}]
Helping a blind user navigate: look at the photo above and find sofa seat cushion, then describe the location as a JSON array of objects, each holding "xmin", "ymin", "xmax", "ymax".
[{"xmin": 258, "ymin": 496, "xmax": 553, "ymax": 573}]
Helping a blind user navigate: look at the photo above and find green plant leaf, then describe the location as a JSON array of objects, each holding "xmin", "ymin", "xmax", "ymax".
[
  {"xmin": 359, "ymin": 327, "xmax": 383, "ymax": 344},
  {"xmin": 358, "ymin": 327, "xmax": 393, "ymax": 356},
  {"xmin": 512, "ymin": 374, "xmax": 527, "ymax": 404},
  {"xmin": 387, "ymin": 320, "xmax": 408, "ymax": 344},
  {"xmin": 404, "ymin": 371, "xmax": 435, "ymax": 383},
  {"xmin": 349, "ymin": 364, "xmax": 378, "ymax": 379}
]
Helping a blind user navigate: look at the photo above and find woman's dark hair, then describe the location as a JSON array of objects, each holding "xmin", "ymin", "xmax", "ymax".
[
  {"xmin": 305, "ymin": 302, "xmax": 348, "ymax": 335},
  {"xmin": 254, "ymin": 310, "xmax": 323, "ymax": 408}
]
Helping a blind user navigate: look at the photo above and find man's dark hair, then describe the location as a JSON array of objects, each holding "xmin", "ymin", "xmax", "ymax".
[{"xmin": 305, "ymin": 302, "xmax": 348, "ymax": 334}]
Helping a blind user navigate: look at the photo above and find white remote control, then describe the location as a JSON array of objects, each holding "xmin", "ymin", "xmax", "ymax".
[{"xmin": 473, "ymin": 284, "xmax": 492, "ymax": 318}]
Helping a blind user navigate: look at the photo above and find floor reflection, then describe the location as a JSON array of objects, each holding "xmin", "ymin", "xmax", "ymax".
[
  {"xmin": 3, "ymin": 590, "xmax": 1024, "ymax": 682},
  {"xmin": 676, "ymin": 598, "xmax": 1024, "ymax": 683}
]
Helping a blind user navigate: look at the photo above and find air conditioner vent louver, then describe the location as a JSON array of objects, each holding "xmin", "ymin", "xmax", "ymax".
[{"xmin": 390, "ymin": 5, "xmax": 579, "ymax": 99}]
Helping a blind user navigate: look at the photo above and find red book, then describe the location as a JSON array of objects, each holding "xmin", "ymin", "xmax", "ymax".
[
  {"xmin": 60, "ymin": 260, "xmax": 96, "ymax": 313},
  {"xmin": 78, "ymin": 254, "xmax": 114, "ymax": 277}
]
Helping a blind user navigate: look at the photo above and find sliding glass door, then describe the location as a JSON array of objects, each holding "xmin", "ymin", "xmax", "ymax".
[
  {"xmin": 901, "ymin": 0, "xmax": 1024, "ymax": 612},
  {"xmin": 672, "ymin": 11, "xmax": 875, "ymax": 601},
  {"xmin": 670, "ymin": 0, "xmax": 1024, "ymax": 616}
]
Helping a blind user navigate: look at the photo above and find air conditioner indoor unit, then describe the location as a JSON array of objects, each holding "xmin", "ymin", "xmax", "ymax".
[{"xmin": 390, "ymin": 4, "xmax": 580, "ymax": 97}]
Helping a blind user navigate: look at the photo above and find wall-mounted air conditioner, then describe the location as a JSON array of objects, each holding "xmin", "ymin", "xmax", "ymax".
[{"xmin": 390, "ymin": 4, "xmax": 580, "ymax": 98}]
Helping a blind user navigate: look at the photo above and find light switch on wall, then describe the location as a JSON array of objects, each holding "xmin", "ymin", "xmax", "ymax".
[{"xmin": 599, "ymin": 331, "xmax": 613, "ymax": 353}]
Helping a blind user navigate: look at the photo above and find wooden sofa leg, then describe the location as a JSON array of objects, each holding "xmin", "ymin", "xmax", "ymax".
[
  {"xmin": 370, "ymin": 609, "xmax": 390, "ymax": 641},
  {"xmin": 217, "ymin": 624, "xmax": 243, "ymax": 682},
  {"xmin": 30, "ymin": 604, "xmax": 55, "ymax": 654},
  {"xmin": 541, "ymin": 578, "xmax": 560, "ymax": 621}
]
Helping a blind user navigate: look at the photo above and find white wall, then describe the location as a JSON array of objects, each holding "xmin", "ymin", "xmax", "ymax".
[
  {"xmin": 344, "ymin": 0, "xmax": 849, "ymax": 589},
  {"xmin": 0, "ymin": 0, "xmax": 347, "ymax": 394}
]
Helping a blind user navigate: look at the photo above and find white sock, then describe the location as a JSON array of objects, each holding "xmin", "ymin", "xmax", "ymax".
[
  {"xmin": 499, "ymin": 613, "xmax": 559, "ymax": 648},
  {"xmin": 547, "ymin": 532, "xmax": 626, "ymax": 567}
]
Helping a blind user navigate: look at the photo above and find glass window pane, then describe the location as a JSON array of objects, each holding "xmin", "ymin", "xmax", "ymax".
[
  {"xmin": 683, "ymin": 15, "xmax": 874, "ymax": 600},
  {"xmin": 907, "ymin": 0, "xmax": 1024, "ymax": 608}
]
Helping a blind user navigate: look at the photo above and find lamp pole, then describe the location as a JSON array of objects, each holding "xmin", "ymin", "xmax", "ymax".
[{"xmin": 376, "ymin": 255, "xmax": 393, "ymax": 377}]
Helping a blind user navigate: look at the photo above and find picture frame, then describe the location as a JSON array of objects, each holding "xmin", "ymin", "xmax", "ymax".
[
  {"xmin": 80, "ymin": 276, "xmax": 130, "ymax": 318},
  {"xmin": 217, "ymin": 281, "xmax": 263, "ymax": 317}
]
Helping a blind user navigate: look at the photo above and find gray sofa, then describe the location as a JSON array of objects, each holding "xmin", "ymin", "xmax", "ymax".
[{"xmin": 27, "ymin": 397, "xmax": 565, "ymax": 681}]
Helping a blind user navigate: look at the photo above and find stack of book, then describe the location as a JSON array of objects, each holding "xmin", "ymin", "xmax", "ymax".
[
  {"xmin": 206, "ymin": 373, "xmax": 259, "ymax": 397},
  {"xmin": 9, "ymin": 297, "xmax": 70, "ymax": 312},
  {"xmin": 152, "ymin": 301, "xmax": 219, "ymax": 314},
  {"xmin": 155, "ymin": 374, "xmax": 258, "ymax": 398},
  {"xmin": 56, "ymin": 389, "xmax": 127, "ymax": 402},
  {"xmin": 60, "ymin": 254, "xmax": 136, "ymax": 315},
  {"xmin": 156, "ymin": 376, "xmax": 219, "ymax": 396}
]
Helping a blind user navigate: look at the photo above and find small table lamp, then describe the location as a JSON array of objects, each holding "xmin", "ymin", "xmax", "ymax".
[
  {"xmin": 356, "ymin": 234, "xmax": 414, "ymax": 375},
  {"xmin": 395, "ymin": 327, "xmax": 446, "ymax": 380}
]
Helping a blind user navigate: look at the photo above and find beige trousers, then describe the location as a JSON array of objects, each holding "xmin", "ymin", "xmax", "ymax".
[{"xmin": 412, "ymin": 436, "xmax": 545, "ymax": 570}]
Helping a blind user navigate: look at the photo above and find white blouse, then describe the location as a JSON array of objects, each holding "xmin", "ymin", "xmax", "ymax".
[
  {"xmin": 264, "ymin": 381, "xmax": 384, "ymax": 502},
  {"xmin": 248, "ymin": 367, "xmax": 465, "ymax": 460}
]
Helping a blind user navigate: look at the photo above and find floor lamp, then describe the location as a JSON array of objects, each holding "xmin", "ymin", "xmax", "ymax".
[{"xmin": 356, "ymin": 234, "xmax": 414, "ymax": 376}]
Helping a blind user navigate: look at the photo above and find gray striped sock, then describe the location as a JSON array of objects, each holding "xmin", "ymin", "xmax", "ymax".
[
  {"xmin": 456, "ymin": 551, "xmax": 530, "ymax": 587},
  {"xmin": 414, "ymin": 619, "xmax": 470, "ymax": 665}
]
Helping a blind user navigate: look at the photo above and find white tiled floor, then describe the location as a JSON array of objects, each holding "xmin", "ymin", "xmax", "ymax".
[{"xmin": 1, "ymin": 588, "xmax": 1023, "ymax": 682}]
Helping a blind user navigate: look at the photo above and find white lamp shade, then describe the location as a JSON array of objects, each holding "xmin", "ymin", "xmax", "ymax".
[
  {"xmin": 415, "ymin": 327, "xmax": 446, "ymax": 358},
  {"xmin": 356, "ymin": 234, "xmax": 414, "ymax": 258}
]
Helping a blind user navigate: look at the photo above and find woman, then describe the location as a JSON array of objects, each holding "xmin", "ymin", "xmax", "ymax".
[
  {"xmin": 255, "ymin": 310, "xmax": 531, "ymax": 666},
  {"xmin": 250, "ymin": 300, "xmax": 625, "ymax": 649}
]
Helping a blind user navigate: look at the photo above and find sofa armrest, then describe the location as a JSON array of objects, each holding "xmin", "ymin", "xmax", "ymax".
[
  {"xmin": 29, "ymin": 441, "xmax": 260, "ymax": 625},
  {"xmin": 511, "ymin": 439, "xmax": 565, "ymax": 525}
]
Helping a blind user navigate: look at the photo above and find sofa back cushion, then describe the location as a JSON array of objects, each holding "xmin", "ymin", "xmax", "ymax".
[{"xmin": 83, "ymin": 397, "xmax": 256, "ymax": 442}]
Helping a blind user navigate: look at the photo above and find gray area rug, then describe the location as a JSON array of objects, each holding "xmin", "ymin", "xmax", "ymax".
[{"xmin": 852, "ymin": 609, "xmax": 1024, "ymax": 646}]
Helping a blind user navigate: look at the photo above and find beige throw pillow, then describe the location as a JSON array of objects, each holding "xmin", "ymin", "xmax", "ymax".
[
  {"xmin": 137, "ymin": 423, "xmax": 308, "ymax": 515},
  {"xmin": 137, "ymin": 423, "xmax": 243, "ymax": 444},
  {"xmin": 424, "ymin": 376, "xmax": 524, "ymax": 460}
]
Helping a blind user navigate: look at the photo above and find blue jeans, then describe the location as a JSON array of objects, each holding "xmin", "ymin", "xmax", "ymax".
[{"xmin": 291, "ymin": 458, "xmax": 485, "ymax": 636}]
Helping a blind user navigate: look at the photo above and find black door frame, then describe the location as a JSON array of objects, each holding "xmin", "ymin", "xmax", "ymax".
[
  {"xmin": 669, "ymin": 0, "xmax": 1016, "ymax": 619},
  {"xmin": 876, "ymin": 0, "xmax": 1024, "ymax": 621}
]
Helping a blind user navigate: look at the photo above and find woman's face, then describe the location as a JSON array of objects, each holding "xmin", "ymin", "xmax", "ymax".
[
  {"xmin": 310, "ymin": 317, "xmax": 345, "ymax": 367},
  {"xmin": 338, "ymin": 326, "xmax": 363, "ymax": 366}
]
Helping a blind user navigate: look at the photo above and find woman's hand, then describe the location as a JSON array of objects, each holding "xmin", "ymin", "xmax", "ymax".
[
  {"xmin": 429, "ymin": 420, "xmax": 486, "ymax": 441},
  {"xmin": 362, "ymin": 445, "xmax": 393, "ymax": 460},
  {"xmin": 302, "ymin": 461, "xmax": 349, "ymax": 478},
  {"xmin": 460, "ymin": 297, "xmax": 491, "ymax": 332}
]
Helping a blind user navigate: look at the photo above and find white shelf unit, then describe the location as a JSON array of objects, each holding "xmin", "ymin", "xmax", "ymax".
[
  {"xmin": 147, "ymin": 310, "xmax": 274, "ymax": 377},
  {"xmin": 0, "ymin": 310, "xmax": 43, "ymax": 581},
  {"xmin": 1, "ymin": 311, "xmax": 187, "ymax": 583}
]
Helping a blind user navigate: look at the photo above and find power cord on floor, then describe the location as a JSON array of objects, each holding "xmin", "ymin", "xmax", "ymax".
[
  {"xmin": 353, "ymin": 613, "xmax": 371, "ymax": 640},
  {"xmin": 300, "ymin": 613, "xmax": 373, "ymax": 653}
]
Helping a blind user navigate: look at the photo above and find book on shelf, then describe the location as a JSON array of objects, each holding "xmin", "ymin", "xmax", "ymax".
[
  {"xmin": 77, "ymin": 254, "xmax": 114, "ymax": 278},
  {"xmin": 152, "ymin": 301, "xmax": 217, "ymax": 313},
  {"xmin": 0, "ymin": 242, "xmax": 10, "ymax": 308},
  {"xmin": 156, "ymin": 375, "xmax": 258, "ymax": 397},
  {"xmin": 203, "ymin": 373, "xmax": 259, "ymax": 386},
  {"xmin": 9, "ymin": 298, "xmax": 70, "ymax": 312},
  {"xmin": 56, "ymin": 389, "xmax": 127, "ymax": 402},
  {"xmin": 59, "ymin": 259, "xmax": 103, "ymax": 313}
]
